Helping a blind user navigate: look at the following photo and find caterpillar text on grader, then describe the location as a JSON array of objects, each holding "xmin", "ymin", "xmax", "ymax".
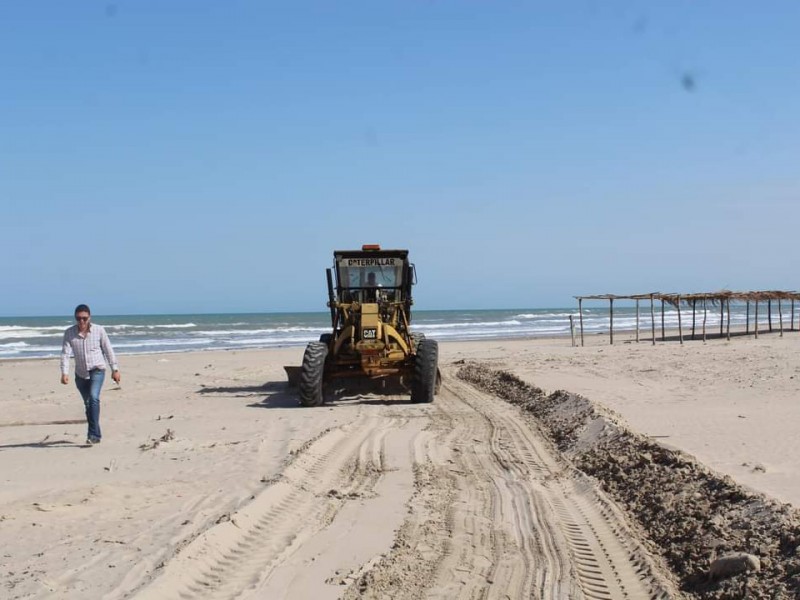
[{"xmin": 285, "ymin": 245, "xmax": 440, "ymax": 406}]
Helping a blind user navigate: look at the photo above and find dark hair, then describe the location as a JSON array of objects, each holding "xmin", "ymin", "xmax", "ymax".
[{"xmin": 74, "ymin": 304, "xmax": 91, "ymax": 315}]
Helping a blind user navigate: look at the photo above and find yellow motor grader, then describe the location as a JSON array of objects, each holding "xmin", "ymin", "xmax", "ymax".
[{"xmin": 286, "ymin": 245, "xmax": 440, "ymax": 406}]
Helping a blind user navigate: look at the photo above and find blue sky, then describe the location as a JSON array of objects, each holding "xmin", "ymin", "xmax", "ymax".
[{"xmin": 2, "ymin": 1, "xmax": 798, "ymax": 316}]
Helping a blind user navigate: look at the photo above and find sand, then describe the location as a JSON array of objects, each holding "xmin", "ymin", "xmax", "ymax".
[{"xmin": 1, "ymin": 332, "xmax": 799, "ymax": 598}]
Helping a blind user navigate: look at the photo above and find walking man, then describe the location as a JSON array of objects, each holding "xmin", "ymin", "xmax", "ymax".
[{"xmin": 60, "ymin": 304, "xmax": 121, "ymax": 446}]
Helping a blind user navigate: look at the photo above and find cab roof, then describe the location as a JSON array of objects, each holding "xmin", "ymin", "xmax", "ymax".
[{"xmin": 334, "ymin": 249, "xmax": 409, "ymax": 260}]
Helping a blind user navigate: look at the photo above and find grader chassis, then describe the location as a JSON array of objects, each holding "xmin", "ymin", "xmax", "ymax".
[{"xmin": 287, "ymin": 245, "xmax": 440, "ymax": 406}]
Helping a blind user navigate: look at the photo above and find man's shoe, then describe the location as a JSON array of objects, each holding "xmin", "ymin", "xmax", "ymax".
[{"xmin": 86, "ymin": 437, "xmax": 101, "ymax": 445}]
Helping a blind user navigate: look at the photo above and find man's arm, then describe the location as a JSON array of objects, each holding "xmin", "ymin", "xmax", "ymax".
[
  {"xmin": 60, "ymin": 331, "xmax": 71, "ymax": 384},
  {"xmin": 100, "ymin": 327, "xmax": 121, "ymax": 384}
]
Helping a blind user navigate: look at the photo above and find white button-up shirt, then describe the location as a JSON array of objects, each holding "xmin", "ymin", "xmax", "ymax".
[{"xmin": 60, "ymin": 323, "xmax": 119, "ymax": 378}]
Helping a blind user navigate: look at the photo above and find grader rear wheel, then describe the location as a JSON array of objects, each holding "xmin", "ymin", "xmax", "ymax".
[{"xmin": 299, "ymin": 342, "xmax": 328, "ymax": 407}]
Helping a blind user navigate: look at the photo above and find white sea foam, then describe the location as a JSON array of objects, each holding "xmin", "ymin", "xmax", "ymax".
[
  {"xmin": 222, "ymin": 337, "xmax": 309, "ymax": 346},
  {"xmin": 514, "ymin": 312, "xmax": 575, "ymax": 319},
  {"xmin": 107, "ymin": 323, "xmax": 197, "ymax": 330},
  {"xmin": 189, "ymin": 327, "xmax": 329, "ymax": 337},
  {"xmin": 421, "ymin": 320, "xmax": 523, "ymax": 330},
  {"xmin": 0, "ymin": 344, "xmax": 61, "ymax": 355},
  {"xmin": 0, "ymin": 325, "xmax": 65, "ymax": 332},
  {"xmin": 0, "ymin": 330, "xmax": 59, "ymax": 340},
  {"xmin": 114, "ymin": 339, "xmax": 213, "ymax": 349}
]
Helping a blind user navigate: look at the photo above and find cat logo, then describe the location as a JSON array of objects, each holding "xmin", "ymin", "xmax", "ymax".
[{"xmin": 363, "ymin": 328, "xmax": 377, "ymax": 340}]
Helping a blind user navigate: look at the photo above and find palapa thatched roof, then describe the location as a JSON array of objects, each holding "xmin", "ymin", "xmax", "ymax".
[
  {"xmin": 575, "ymin": 290, "xmax": 800, "ymax": 307},
  {"xmin": 572, "ymin": 289, "xmax": 799, "ymax": 346}
]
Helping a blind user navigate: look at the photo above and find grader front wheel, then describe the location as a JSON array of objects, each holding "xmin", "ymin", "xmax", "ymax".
[{"xmin": 411, "ymin": 339, "xmax": 438, "ymax": 403}]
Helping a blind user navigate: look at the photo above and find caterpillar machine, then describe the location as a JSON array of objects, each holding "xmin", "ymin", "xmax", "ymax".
[{"xmin": 285, "ymin": 245, "xmax": 440, "ymax": 406}]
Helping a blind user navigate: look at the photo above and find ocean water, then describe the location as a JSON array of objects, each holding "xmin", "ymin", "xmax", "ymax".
[{"xmin": 0, "ymin": 304, "xmax": 794, "ymax": 360}]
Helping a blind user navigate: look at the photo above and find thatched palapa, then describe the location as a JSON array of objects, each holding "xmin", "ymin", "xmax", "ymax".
[{"xmin": 574, "ymin": 290, "xmax": 800, "ymax": 346}]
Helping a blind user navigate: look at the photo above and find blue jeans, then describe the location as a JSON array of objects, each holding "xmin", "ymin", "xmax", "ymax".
[{"xmin": 75, "ymin": 369, "xmax": 105, "ymax": 440}]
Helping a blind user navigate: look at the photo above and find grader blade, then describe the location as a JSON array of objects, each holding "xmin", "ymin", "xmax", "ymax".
[{"xmin": 284, "ymin": 365, "xmax": 302, "ymax": 387}]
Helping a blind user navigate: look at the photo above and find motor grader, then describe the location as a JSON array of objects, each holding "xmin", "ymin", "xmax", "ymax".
[{"xmin": 286, "ymin": 245, "xmax": 440, "ymax": 406}]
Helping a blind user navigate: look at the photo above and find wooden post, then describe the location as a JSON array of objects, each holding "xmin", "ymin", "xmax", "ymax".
[
  {"xmin": 570, "ymin": 315, "xmax": 576, "ymax": 347},
  {"xmin": 779, "ymin": 299, "xmax": 784, "ymax": 337},
  {"xmin": 609, "ymin": 298, "xmax": 614, "ymax": 345},
  {"xmin": 578, "ymin": 299, "xmax": 585, "ymax": 347},
  {"xmin": 661, "ymin": 299, "xmax": 665, "ymax": 341},
  {"xmin": 720, "ymin": 301, "xmax": 724, "ymax": 336},
  {"xmin": 636, "ymin": 299, "xmax": 640, "ymax": 343},
  {"xmin": 650, "ymin": 295, "xmax": 656, "ymax": 345},
  {"xmin": 755, "ymin": 301, "xmax": 759, "ymax": 339},
  {"xmin": 702, "ymin": 296, "xmax": 707, "ymax": 342},
  {"xmin": 746, "ymin": 300, "xmax": 750, "ymax": 335},
  {"xmin": 726, "ymin": 299, "xmax": 731, "ymax": 341},
  {"xmin": 691, "ymin": 299, "xmax": 697, "ymax": 340},
  {"xmin": 768, "ymin": 299, "xmax": 773, "ymax": 332},
  {"xmin": 792, "ymin": 299, "xmax": 795, "ymax": 331},
  {"xmin": 677, "ymin": 296, "xmax": 683, "ymax": 344}
]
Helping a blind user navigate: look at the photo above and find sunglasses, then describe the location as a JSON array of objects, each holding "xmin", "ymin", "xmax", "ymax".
[{"xmin": 75, "ymin": 316, "xmax": 90, "ymax": 322}]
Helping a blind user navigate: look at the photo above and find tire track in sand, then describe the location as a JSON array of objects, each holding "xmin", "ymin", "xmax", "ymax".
[
  {"xmin": 131, "ymin": 413, "xmax": 402, "ymax": 600},
  {"xmin": 430, "ymin": 375, "xmax": 675, "ymax": 599}
]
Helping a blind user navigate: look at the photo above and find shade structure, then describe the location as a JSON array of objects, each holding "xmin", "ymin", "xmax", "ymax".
[{"xmin": 574, "ymin": 290, "xmax": 800, "ymax": 346}]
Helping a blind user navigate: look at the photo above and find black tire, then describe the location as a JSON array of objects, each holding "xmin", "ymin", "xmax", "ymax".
[
  {"xmin": 411, "ymin": 339, "xmax": 438, "ymax": 403},
  {"xmin": 319, "ymin": 333, "xmax": 333, "ymax": 345},
  {"xmin": 410, "ymin": 332, "xmax": 425, "ymax": 350},
  {"xmin": 299, "ymin": 342, "xmax": 328, "ymax": 407}
]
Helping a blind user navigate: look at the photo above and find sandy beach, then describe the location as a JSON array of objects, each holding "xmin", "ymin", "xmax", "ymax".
[{"xmin": 2, "ymin": 332, "xmax": 799, "ymax": 599}]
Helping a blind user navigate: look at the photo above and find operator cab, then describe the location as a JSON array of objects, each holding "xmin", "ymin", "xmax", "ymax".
[
  {"xmin": 340, "ymin": 263, "xmax": 399, "ymax": 303},
  {"xmin": 333, "ymin": 246, "xmax": 414, "ymax": 307}
]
